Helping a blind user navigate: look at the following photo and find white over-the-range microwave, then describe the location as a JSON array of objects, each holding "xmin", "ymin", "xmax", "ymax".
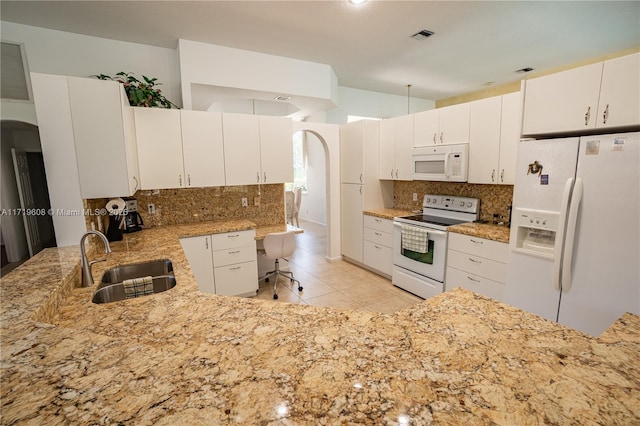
[{"xmin": 411, "ymin": 143, "xmax": 469, "ymax": 182}]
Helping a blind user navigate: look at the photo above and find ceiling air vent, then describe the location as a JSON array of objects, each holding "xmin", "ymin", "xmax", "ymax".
[
  {"xmin": 516, "ymin": 67, "xmax": 534, "ymax": 73},
  {"xmin": 411, "ymin": 29, "xmax": 435, "ymax": 40}
]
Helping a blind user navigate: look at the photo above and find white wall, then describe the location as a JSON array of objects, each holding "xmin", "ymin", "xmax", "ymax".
[
  {"xmin": 326, "ymin": 86, "xmax": 436, "ymax": 124},
  {"xmin": 298, "ymin": 131, "xmax": 326, "ymax": 225}
]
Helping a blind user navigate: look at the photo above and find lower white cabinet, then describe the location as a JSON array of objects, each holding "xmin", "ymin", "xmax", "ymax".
[
  {"xmin": 180, "ymin": 229, "xmax": 258, "ymax": 297},
  {"xmin": 445, "ymin": 233, "xmax": 508, "ymax": 301},
  {"xmin": 363, "ymin": 215, "xmax": 393, "ymax": 276}
]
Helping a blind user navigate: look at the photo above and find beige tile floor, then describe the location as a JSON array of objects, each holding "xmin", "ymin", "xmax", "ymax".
[{"xmin": 256, "ymin": 220, "xmax": 424, "ymax": 313}]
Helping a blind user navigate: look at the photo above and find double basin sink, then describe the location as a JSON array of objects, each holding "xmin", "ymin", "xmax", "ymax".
[{"xmin": 92, "ymin": 259, "xmax": 176, "ymax": 304}]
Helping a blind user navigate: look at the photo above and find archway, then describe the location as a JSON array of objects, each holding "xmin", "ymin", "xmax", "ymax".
[{"xmin": 291, "ymin": 122, "xmax": 341, "ymax": 261}]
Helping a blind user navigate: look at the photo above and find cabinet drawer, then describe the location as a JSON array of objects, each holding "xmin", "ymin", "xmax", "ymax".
[
  {"xmin": 214, "ymin": 261, "xmax": 258, "ymax": 297},
  {"xmin": 213, "ymin": 245, "xmax": 256, "ymax": 268},
  {"xmin": 211, "ymin": 230, "xmax": 255, "ymax": 249},
  {"xmin": 363, "ymin": 215, "xmax": 393, "ymax": 233},
  {"xmin": 363, "ymin": 227, "xmax": 393, "ymax": 247},
  {"xmin": 448, "ymin": 233, "xmax": 508, "ymax": 262},
  {"xmin": 363, "ymin": 240, "xmax": 393, "ymax": 276},
  {"xmin": 446, "ymin": 266, "xmax": 505, "ymax": 302},
  {"xmin": 447, "ymin": 249, "xmax": 507, "ymax": 283}
]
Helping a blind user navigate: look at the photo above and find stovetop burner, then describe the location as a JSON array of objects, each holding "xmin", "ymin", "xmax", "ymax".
[{"xmin": 399, "ymin": 214, "xmax": 469, "ymax": 227}]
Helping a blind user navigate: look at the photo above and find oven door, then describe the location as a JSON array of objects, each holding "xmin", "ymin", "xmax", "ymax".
[{"xmin": 393, "ymin": 221, "xmax": 447, "ymax": 282}]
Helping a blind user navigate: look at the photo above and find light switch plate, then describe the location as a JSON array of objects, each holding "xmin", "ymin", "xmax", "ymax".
[
  {"xmin": 242, "ymin": 198, "xmax": 248, "ymax": 207},
  {"xmin": 148, "ymin": 203, "xmax": 155, "ymax": 215},
  {"xmin": 413, "ymin": 193, "xmax": 418, "ymax": 201},
  {"xmin": 254, "ymin": 196, "xmax": 260, "ymax": 206}
]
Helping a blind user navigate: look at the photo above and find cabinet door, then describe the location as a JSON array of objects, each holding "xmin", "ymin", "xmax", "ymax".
[
  {"xmin": 181, "ymin": 110, "xmax": 225, "ymax": 187},
  {"xmin": 341, "ymin": 183, "xmax": 364, "ymax": 261},
  {"xmin": 394, "ymin": 115, "xmax": 414, "ymax": 180},
  {"xmin": 597, "ymin": 53, "xmax": 640, "ymax": 129},
  {"xmin": 438, "ymin": 103, "xmax": 470, "ymax": 145},
  {"xmin": 134, "ymin": 108, "xmax": 184, "ymax": 189},
  {"xmin": 413, "ymin": 109, "xmax": 439, "ymax": 146},
  {"xmin": 522, "ymin": 62, "xmax": 603, "ymax": 135},
  {"xmin": 223, "ymin": 113, "xmax": 261, "ymax": 186},
  {"xmin": 120, "ymin": 89, "xmax": 140, "ymax": 195},
  {"xmin": 498, "ymin": 92, "xmax": 522, "ymax": 185},
  {"xmin": 68, "ymin": 77, "xmax": 131, "ymax": 198},
  {"xmin": 468, "ymin": 96, "xmax": 501, "ymax": 184},
  {"xmin": 214, "ymin": 261, "xmax": 258, "ymax": 297},
  {"xmin": 259, "ymin": 116, "xmax": 293, "ymax": 184},
  {"xmin": 180, "ymin": 235, "xmax": 215, "ymax": 294},
  {"xmin": 340, "ymin": 121, "xmax": 364, "ymax": 184},
  {"xmin": 379, "ymin": 119, "xmax": 396, "ymax": 180},
  {"xmin": 446, "ymin": 266, "xmax": 505, "ymax": 302}
]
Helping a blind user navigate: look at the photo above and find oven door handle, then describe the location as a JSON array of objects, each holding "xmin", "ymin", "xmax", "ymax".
[{"xmin": 393, "ymin": 222, "xmax": 447, "ymax": 237}]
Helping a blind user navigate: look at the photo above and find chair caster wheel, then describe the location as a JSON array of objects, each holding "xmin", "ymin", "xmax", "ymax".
[
  {"xmin": 273, "ymin": 294, "xmax": 278, "ymax": 300},
  {"xmin": 298, "ymin": 286, "xmax": 303, "ymax": 291},
  {"xmin": 265, "ymin": 278, "xmax": 269, "ymax": 282}
]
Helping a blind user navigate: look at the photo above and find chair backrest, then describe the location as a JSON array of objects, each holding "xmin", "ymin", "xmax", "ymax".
[
  {"xmin": 293, "ymin": 187, "xmax": 302, "ymax": 212},
  {"xmin": 263, "ymin": 231, "xmax": 296, "ymax": 259}
]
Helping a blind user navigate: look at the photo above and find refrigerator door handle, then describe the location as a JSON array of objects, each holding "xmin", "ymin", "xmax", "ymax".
[
  {"xmin": 561, "ymin": 178, "xmax": 583, "ymax": 293},
  {"xmin": 554, "ymin": 178, "xmax": 574, "ymax": 291}
]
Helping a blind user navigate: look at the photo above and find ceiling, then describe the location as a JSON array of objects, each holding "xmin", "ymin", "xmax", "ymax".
[{"xmin": 1, "ymin": 1, "xmax": 639, "ymax": 101}]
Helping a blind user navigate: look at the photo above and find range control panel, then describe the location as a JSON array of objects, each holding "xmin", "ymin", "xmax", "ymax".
[{"xmin": 423, "ymin": 194, "xmax": 479, "ymax": 214}]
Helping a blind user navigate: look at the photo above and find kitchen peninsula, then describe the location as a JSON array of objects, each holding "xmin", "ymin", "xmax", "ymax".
[{"xmin": 1, "ymin": 221, "xmax": 639, "ymax": 424}]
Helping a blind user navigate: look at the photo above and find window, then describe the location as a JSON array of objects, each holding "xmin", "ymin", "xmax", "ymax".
[{"xmin": 286, "ymin": 131, "xmax": 307, "ymax": 192}]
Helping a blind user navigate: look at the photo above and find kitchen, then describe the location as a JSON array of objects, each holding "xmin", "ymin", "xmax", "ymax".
[{"xmin": 2, "ymin": 2, "xmax": 640, "ymax": 424}]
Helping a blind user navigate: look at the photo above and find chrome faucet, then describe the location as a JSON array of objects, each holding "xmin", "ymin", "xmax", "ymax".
[{"xmin": 80, "ymin": 230, "xmax": 112, "ymax": 287}]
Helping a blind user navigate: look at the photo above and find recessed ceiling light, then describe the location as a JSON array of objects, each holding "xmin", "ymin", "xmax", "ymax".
[
  {"xmin": 274, "ymin": 96, "xmax": 291, "ymax": 101},
  {"xmin": 516, "ymin": 67, "xmax": 534, "ymax": 73},
  {"xmin": 411, "ymin": 29, "xmax": 435, "ymax": 40},
  {"xmin": 349, "ymin": 0, "xmax": 367, "ymax": 4}
]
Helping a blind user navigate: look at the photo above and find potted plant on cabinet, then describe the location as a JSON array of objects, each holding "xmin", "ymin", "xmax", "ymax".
[{"xmin": 94, "ymin": 72, "xmax": 179, "ymax": 108}]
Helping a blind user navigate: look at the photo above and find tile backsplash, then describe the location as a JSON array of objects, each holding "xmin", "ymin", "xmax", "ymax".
[
  {"xmin": 87, "ymin": 184, "xmax": 285, "ymax": 231},
  {"xmin": 393, "ymin": 181, "xmax": 514, "ymax": 224}
]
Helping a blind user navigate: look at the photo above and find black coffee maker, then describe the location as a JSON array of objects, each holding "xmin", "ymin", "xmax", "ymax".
[{"xmin": 122, "ymin": 197, "xmax": 144, "ymax": 233}]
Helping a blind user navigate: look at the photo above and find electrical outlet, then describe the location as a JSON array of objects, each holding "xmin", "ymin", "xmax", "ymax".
[
  {"xmin": 148, "ymin": 203, "xmax": 155, "ymax": 215},
  {"xmin": 413, "ymin": 193, "xmax": 418, "ymax": 201},
  {"xmin": 242, "ymin": 198, "xmax": 248, "ymax": 207},
  {"xmin": 254, "ymin": 196, "xmax": 260, "ymax": 206}
]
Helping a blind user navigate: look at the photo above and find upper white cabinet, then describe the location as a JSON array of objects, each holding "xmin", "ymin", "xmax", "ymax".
[
  {"xmin": 134, "ymin": 108, "xmax": 184, "ymax": 190},
  {"xmin": 468, "ymin": 92, "xmax": 521, "ymax": 185},
  {"xmin": 597, "ymin": 53, "xmax": 640, "ymax": 129},
  {"xmin": 522, "ymin": 52, "xmax": 640, "ymax": 136},
  {"xmin": 340, "ymin": 120, "xmax": 367, "ymax": 184},
  {"xmin": 414, "ymin": 103, "xmax": 470, "ymax": 146},
  {"xmin": 223, "ymin": 113, "xmax": 293, "ymax": 186},
  {"xmin": 180, "ymin": 110, "xmax": 225, "ymax": 187},
  {"xmin": 67, "ymin": 77, "xmax": 139, "ymax": 198},
  {"xmin": 379, "ymin": 115, "xmax": 413, "ymax": 180}
]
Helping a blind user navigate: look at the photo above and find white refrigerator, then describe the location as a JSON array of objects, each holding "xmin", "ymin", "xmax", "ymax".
[{"xmin": 505, "ymin": 132, "xmax": 639, "ymax": 336}]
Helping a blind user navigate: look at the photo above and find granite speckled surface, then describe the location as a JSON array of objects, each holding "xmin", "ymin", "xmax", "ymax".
[
  {"xmin": 363, "ymin": 208, "xmax": 415, "ymax": 220},
  {"xmin": 2, "ymin": 222, "xmax": 639, "ymax": 424},
  {"xmin": 448, "ymin": 222, "xmax": 511, "ymax": 244}
]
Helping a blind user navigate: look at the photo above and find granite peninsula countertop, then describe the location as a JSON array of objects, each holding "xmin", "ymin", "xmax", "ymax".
[{"xmin": 2, "ymin": 221, "xmax": 639, "ymax": 424}]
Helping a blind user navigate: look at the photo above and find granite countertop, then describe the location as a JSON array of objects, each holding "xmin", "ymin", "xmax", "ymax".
[
  {"xmin": 363, "ymin": 208, "xmax": 415, "ymax": 220},
  {"xmin": 448, "ymin": 222, "xmax": 511, "ymax": 244},
  {"xmin": 2, "ymin": 221, "xmax": 639, "ymax": 424}
]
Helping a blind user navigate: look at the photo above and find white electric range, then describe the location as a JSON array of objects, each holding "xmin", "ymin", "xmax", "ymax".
[{"xmin": 393, "ymin": 195, "xmax": 480, "ymax": 299}]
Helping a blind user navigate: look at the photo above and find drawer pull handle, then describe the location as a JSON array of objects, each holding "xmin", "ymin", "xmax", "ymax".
[
  {"xmin": 374, "ymin": 245, "xmax": 382, "ymax": 250},
  {"xmin": 467, "ymin": 276, "xmax": 481, "ymax": 283},
  {"xmin": 469, "ymin": 257, "xmax": 482, "ymax": 264},
  {"xmin": 227, "ymin": 234, "xmax": 239, "ymax": 238},
  {"xmin": 470, "ymin": 239, "xmax": 483, "ymax": 245},
  {"xmin": 375, "ymin": 218, "xmax": 382, "ymax": 223},
  {"xmin": 374, "ymin": 232, "xmax": 382, "ymax": 236},
  {"xmin": 229, "ymin": 250, "xmax": 240, "ymax": 254},
  {"xmin": 230, "ymin": 266, "xmax": 241, "ymax": 271}
]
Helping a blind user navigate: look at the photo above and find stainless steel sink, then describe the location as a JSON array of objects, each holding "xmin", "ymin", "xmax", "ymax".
[
  {"xmin": 92, "ymin": 275, "xmax": 176, "ymax": 304},
  {"xmin": 100, "ymin": 259, "xmax": 174, "ymax": 286}
]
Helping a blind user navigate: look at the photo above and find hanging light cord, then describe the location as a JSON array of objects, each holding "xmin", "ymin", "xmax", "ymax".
[{"xmin": 407, "ymin": 84, "xmax": 412, "ymax": 114}]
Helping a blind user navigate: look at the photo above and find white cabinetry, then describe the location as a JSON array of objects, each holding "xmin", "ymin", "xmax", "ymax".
[
  {"xmin": 180, "ymin": 235, "xmax": 215, "ymax": 294},
  {"xmin": 340, "ymin": 120, "xmax": 391, "ymax": 263},
  {"xmin": 379, "ymin": 115, "xmax": 414, "ymax": 180},
  {"xmin": 223, "ymin": 113, "xmax": 293, "ymax": 186},
  {"xmin": 468, "ymin": 92, "xmax": 521, "ymax": 185},
  {"xmin": 414, "ymin": 103, "xmax": 470, "ymax": 146},
  {"xmin": 134, "ymin": 108, "xmax": 184, "ymax": 189},
  {"xmin": 180, "ymin": 230, "xmax": 258, "ymax": 297},
  {"xmin": 67, "ymin": 76, "xmax": 139, "ymax": 198},
  {"xmin": 211, "ymin": 230, "xmax": 258, "ymax": 297},
  {"xmin": 363, "ymin": 215, "xmax": 393, "ymax": 277},
  {"xmin": 522, "ymin": 53, "xmax": 640, "ymax": 136},
  {"xmin": 180, "ymin": 110, "xmax": 225, "ymax": 187},
  {"xmin": 446, "ymin": 233, "xmax": 509, "ymax": 301}
]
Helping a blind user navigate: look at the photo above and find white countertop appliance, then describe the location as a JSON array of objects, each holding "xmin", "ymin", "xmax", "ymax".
[
  {"xmin": 505, "ymin": 132, "xmax": 640, "ymax": 336},
  {"xmin": 393, "ymin": 195, "xmax": 480, "ymax": 299}
]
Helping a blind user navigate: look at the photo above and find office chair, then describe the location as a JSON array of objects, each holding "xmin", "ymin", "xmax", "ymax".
[{"xmin": 259, "ymin": 231, "xmax": 303, "ymax": 300}]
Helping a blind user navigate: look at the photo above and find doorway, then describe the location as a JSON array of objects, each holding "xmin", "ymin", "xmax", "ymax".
[{"xmin": 1, "ymin": 120, "xmax": 56, "ymax": 274}]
